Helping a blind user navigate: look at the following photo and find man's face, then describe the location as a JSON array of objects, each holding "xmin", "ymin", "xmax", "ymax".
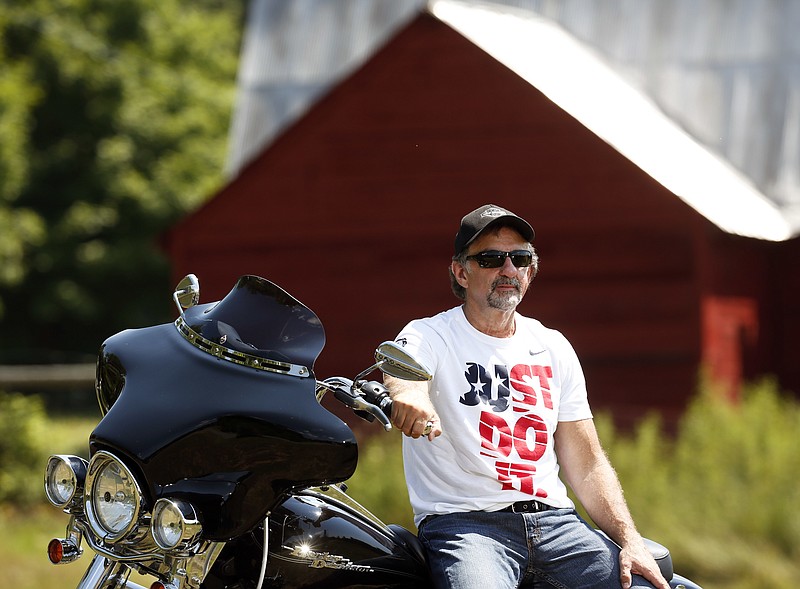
[{"xmin": 453, "ymin": 226, "xmax": 534, "ymax": 312}]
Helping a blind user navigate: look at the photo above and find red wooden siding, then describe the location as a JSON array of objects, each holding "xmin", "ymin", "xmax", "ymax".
[{"xmin": 167, "ymin": 13, "xmax": 798, "ymax": 426}]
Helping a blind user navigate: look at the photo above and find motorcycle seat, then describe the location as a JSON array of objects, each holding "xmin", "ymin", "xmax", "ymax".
[
  {"xmin": 597, "ymin": 531, "xmax": 673, "ymax": 581},
  {"xmin": 388, "ymin": 524, "xmax": 428, "ymax": 565},
  {"xmin": 642, "ymin": 536, "xmax": 674, "ymax": 582}
]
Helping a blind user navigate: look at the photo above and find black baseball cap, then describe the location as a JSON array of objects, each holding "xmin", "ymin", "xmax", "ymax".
[{"xmin": 454, "ymin": 204, "xmax": 535, "ymax": 255}]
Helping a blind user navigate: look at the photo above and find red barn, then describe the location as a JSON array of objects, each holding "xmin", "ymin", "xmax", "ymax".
[{"xmin": 167, "ymin": 7, "xmax": 800, "ymax": 426}]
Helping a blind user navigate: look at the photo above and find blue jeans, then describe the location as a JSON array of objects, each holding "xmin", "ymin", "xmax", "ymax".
[{"xmin": 418, "ymin": 508, "xmax": 658, "ymax": 589}]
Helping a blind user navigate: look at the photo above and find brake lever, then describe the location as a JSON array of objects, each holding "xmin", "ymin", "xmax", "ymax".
[{"xmin": 351, "ymin": 395, "xmax": 392, "ymax": 431}]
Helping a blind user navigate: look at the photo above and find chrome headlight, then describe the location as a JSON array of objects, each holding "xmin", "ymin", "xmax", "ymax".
[
  {"xmin": 151, "ymin": 498, "xmax": 203, "ymax": 551},
  {"xmin": 44, "ymin": 455, "xmax": 88, "ymax": 510},
  {"xmin": 85, "ymin": 451, "xmax": 143, "ymax": 543}
]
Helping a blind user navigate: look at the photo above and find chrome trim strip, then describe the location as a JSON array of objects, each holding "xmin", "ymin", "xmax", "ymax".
[
  {"xmin": 84, "ymin": 532, "xmax": 165, "ymax": 564},
  {"xmin": 74, "ymin": 555, "xmax": 150, "ymax": 589},
  {"xmin": 76, "ymin": 517, "xmax": 165, "ymax": 564},
  {"xmin": 175, "ymin": 318, "xmax": 310, "ymax": 378}
]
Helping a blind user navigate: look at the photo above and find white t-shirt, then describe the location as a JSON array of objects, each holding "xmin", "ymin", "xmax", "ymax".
[{"xmin": 395, "ymin": 306, "xmax": 593, "ymax": 526}]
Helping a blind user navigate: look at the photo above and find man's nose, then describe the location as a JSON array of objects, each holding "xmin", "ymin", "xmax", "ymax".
[{"xmin": 499, "ymin": 256, "xmax": 518, "ymax": 276}]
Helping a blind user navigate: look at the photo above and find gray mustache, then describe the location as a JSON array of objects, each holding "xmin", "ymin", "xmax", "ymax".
[{"xmin": 491, "ymin": 278, "xmax": 521, "ymax": 292}]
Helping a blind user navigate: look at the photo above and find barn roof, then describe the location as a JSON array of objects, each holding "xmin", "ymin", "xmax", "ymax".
[{"xmin": 226, "ymin": 0, "xmax": 800, "ymax": 241}]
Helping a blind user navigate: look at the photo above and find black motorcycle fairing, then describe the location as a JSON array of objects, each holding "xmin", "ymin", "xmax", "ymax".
[{"xmin": 91, "ymin": 278, "xmax": 358, "ymax": 540}]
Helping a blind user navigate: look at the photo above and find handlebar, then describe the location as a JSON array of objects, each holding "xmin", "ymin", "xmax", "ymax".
[
  {"xmin": 317, "ymin": 378, "xmax": 393, "ymax": 431},
  {"xmin": 318, "ymin": 377, "xmax": 433, "ymax": 436},
  {"xmin": 358, "ymin": 380, "xmax": 394, "ymax": 420}
]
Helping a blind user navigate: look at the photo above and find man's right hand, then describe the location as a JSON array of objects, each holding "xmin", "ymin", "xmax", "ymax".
[{"xmin": 384, "ymin": 376, "xmax": 442, "ymax": 441}]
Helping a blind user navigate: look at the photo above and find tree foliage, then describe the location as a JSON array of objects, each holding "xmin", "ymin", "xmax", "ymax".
[{"xmin": 0, "ymin": 0, "xmax": 243, "ymax": 361}]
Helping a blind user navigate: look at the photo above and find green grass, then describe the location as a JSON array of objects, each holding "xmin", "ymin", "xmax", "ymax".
[
  {"xmin": 3, "ymin": 412, "xmax": 95, "ymax": 589},
  {"xmin": 40, "ymin": 414, "xmax": 95, "ymax": 456},
  {"xmin": 4, "ymin": 505, "xmax": 94, "ymax": 588}
]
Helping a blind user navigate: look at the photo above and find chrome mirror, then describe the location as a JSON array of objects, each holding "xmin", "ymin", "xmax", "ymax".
[
  {"xmin": 374, "ymin": 341, "xmax": 431, "ymax": 381},
  {"xmin": 173, "ymin": 274, "xmax": 200, "ymax": 316}
]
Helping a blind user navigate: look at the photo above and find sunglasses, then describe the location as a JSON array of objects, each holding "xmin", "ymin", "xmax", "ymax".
[{"xmin": 465, "ymin": 250, "xmax": 533, "ymax": 269}]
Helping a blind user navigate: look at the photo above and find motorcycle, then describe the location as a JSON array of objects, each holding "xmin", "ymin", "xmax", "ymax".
[{"xmin": 44, "ymin": 273, "xmax": 702, "ymax": 589}]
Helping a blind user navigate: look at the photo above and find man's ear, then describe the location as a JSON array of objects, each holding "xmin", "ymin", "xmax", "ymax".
[
  {"xmin": 526, "ymin": 265, "xmax": 535, "ymax": 281},
  {"xmin": 451, "ymin": 260, "xmax": 469, "ymax": 289}
]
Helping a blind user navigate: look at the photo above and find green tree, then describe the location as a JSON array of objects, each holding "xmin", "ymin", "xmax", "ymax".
[
  {"xmin": 0, "ymin": 12, "xmax": 46, "ymax": 318},
  {"xmin": 0, "ymin": 0, "xmax": 243, "ymax": 362}
]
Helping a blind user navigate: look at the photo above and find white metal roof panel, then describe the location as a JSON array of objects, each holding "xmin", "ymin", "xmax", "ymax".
[{"xmin": 431, "ymin": 0, "xmax": 794, "ymax": 241}]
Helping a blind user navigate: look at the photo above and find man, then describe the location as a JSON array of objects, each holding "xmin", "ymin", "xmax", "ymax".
[{"xmin": 385, "ymin": 204, "xmax": 669, "ymax": 589}]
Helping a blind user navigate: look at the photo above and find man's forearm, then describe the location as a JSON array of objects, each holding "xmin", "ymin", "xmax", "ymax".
[{"xmin": 572, "ymin": 456, "xmax": 642, "ymax": 547}]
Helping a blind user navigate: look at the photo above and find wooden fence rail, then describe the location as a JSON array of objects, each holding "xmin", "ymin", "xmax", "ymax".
[{"xmin": 0, "ymin": 364, "xmax": 96, "ymax": 390}]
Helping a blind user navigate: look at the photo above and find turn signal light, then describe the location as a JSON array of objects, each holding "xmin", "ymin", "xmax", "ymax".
[
  {"xmin": 47, "ymin": 539, "xmax": 63, "ymax": 563},
  {"xmin": 47, "ymin": 538, "xmax": 82, "ymax": 564}
]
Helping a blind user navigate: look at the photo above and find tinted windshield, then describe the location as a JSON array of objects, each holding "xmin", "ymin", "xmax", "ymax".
[{"xmin": 182, "ymin": 275, "xmax": 325, "ymax": 371}]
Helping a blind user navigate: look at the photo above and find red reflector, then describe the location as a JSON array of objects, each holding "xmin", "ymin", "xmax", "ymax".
[
  {"xmin": 150, "ymin": 583, "xmax": 166, "ymax": 589},
  {"xmin": 47, "ymin": 538, "xmax": 64, "ymax": 564}
]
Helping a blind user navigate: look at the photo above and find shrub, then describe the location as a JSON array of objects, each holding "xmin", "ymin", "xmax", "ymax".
[
  {"xmin": 0, "ymin": 392, "xmax": 48, "ymax": 505},
  {"xmin": 598, "ymin": 378, "xmax": 800, "ymax": 589}
]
